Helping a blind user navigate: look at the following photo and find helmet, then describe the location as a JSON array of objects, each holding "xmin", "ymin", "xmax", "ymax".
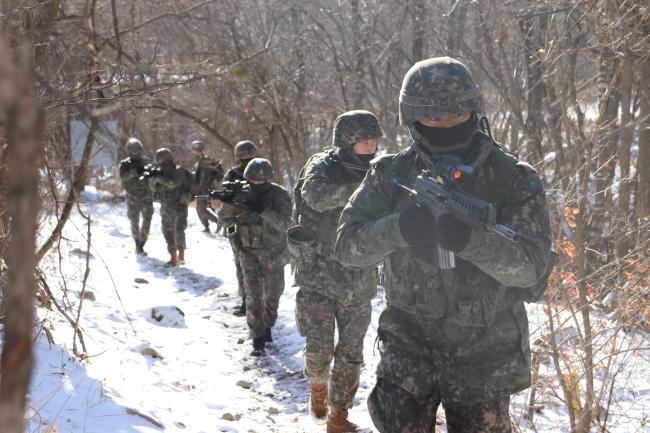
[
  {"xmin": 126, "ymin": 137, "xmax": 144, "ymax": 156},
  {"xmin": 244, "ymin": 158, "xmax": 274, "ymax": 182},
  {"xmin": 332, "ymin": 110, "xmax": 383, "ymax": 149},
  {"xmin": 399, "ymin": 57, "xmax": 483, "ymax": 125},
  {"xmin": 234, "ymin": 140, "xmax": 257, "ymax": 160},
  {"xmin": 155, "ymin": 147, "xmax": 173, "ymax": 164},
  {"xmin": 190, "ymin": 140, "xmax": 205, "ymax": 152}
]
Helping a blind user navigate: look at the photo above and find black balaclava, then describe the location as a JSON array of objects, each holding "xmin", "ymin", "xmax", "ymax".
[
  {"xmin": 353, "ymin": 153, "xmax": 375, "ymax": 165},
  {"xmin": 414, "ymin": 113, "xmax": 478, "ymax": 156},
  {"xmin": 251, "ymin": 182, "xmax": 271, "ymax": 194}
]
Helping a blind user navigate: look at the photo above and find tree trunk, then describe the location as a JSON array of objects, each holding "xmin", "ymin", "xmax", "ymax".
[
  {"xmin": 0, "ymin": 37, "xmax": 43, "ymax": 433},
  {"xmin": 637, "ymin": 53, "xmax": 650, "ymax": 218},
  {"xmin": 411, "ymin": 0, "xmax": 425, "ymax": 62},
  {"xmin": 616, "ymin": 50, "xmax": 634, "ymax": 255},
  {"xmin": 446, "ymin": 1, "xmax": 467, "ymax": 56},
  {"xmin": 519, "ymin": 15, "xmax": 546, "ymax": 163},
  {"xmin": 350, "ymin": 0, "xmax": 365, "ymax": 107}
]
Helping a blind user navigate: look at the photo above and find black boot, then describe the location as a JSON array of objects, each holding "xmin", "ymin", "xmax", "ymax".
[
  {"xmin": 202, "ymin": 225, "xmax": 210, "ymax": 233},
  {"xmin": 250, "ymin": 336, "xmax": 266, "ymax": 357},
  {"xmin": 233, "ymin": 298, "xmax": 246, "ymax": 317},
  {"xmin": 135, "ymin": 240, "xmax": 146, "ymax": 255},
  {"xmin": 264, "ymin": 327, "xmax": 273, "ymax": 343}
]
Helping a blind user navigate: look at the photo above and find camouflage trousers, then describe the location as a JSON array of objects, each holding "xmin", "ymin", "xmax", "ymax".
[
  {"xmin": 239, "ymin": 248, "xmax": 285, "ymax": 339},
  {"xmin": 126, "ymin": 195, "xmax": 153, "ymax": 242},
  {"xmin": 295, "ymin": 289, "xmax": 372, "ymax": 408},
  {"xmin": 160, "ymin": 205, "xmax": 188, "ymax": 251},
  {"xmin": 195, "ymin": 197, "xmax": 219, "ymax": 229},
  {"xmin": 368, "ymin": 378, "xmax": 512, "ymax": 433},
  {"xmin": 227, "ymin": 228, "xmax": 245, "ymax": 299}
]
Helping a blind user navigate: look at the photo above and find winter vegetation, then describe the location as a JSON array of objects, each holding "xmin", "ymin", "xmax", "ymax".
[{"xmin": 1, "ymin": 1, "xmax": 650, "ymax": 432}]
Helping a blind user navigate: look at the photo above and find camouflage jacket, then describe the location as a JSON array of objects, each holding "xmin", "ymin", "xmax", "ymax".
[
  {"xmin": 193, "ymin": 154, "xmax": 224, "ymax": 194},
  {"xmin": 292, "ymin": 147, "xmax": 376, "ymax": 302},
  {"xmin": 119, "ymin": 156, "xmax": 153, "ymax": 200},
  {"xmin": 335, "ymin": 132, "xmax": 553, "ymax": 403},
  {"xmin": 149, "ymin": 164, "xmax": 194, "ymax": 210},
  {"xmin": 218, "ymin": 182, "xmax": 291, "ymax": 255}
]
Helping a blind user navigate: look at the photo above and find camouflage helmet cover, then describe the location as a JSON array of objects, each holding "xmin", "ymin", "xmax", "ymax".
[
  {"xmin": 126, "ymin": 137, "xmax": 144, "ymax": 156},
  {"xmin": 399, "ymin": 57, "xmax": 483, "ymax": 125},
  {"xmin": 332, "ymin": 110, "xmax": 383, "ymax": 149},
  {"xmin": 244, "ymin": 157, "xmax": 274, "ymax": 182},
  {"xmin": 234, "ymin": 140, "xmax": 258, "ymax": 160},
  {"xmin": 155, "ymin": 147, "xmax": 173, "ymax": 163},
  {"xmin": 190, "ymin": 140, "xmax": 205, "ymax": 152}
]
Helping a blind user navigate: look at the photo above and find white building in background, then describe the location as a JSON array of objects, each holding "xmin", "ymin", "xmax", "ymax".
[{"xmin": 70, "ymin": 120, "xmax": 118, "ymax": 167}]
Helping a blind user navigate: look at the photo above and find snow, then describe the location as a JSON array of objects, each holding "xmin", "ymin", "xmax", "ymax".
[{"xmin": 27, "ymin": 199, "xmax": 650, "ymax": 432}]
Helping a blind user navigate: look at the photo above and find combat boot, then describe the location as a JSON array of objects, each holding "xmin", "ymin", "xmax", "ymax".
[
  {"xmin": 310, "ymin": 383, "xmax": 328, "ymax": 420},
  {"xmin": 178, "ymin": 248, "xmax": 185, "ymax": 263},
  {"xmin": 250, "ymin": 336, "xmax": 265, "ymax": 357},
  {"xmin": 264, "ymin": 327, "xmax": 273, "ymax": 343},
  {"xmin": 326, "ymin": 406, "xmax": 361, "ymax": 433},
  {"xmin": 167, "ymin": 249, "xmax": 178, "ymax": 267},
  {"xmin": 135, "ymin": 240, "xmax": 147, "ymax": 256},
  {"xmin": 202, "ymin": 225, "xmax": 210, "ymax": 233}
]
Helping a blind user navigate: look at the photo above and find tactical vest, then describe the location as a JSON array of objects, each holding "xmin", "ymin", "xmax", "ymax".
[{"xmin": 383, "ymin": 133, "xmax": 551, "ymax": 328}]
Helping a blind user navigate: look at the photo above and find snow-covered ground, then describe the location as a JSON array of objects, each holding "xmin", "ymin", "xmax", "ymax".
[{"xmin": 26, "ymin": 198, "xmax": 650, "ymax": 433}]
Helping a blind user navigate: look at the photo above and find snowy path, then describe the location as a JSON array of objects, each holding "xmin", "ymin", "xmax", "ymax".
[
  {"xmin": 28, "ymin": 201, "xmax": 384, "ymax": 433},
  {"xmin": 25, "ymin": 200, "xmax": 650, "ymax": 432}
]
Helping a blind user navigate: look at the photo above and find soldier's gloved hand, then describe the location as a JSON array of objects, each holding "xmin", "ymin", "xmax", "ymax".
[
  {"xmin": 398, "ymin": 205, "xmax": 436, "ymax": 247},
  {"xmin": 244, "ymin": 193, "xmax": 265, "ymax": 213},
  {"xmin": 434, "ymin": 214, "xmax": 472, "ymax": 252}
]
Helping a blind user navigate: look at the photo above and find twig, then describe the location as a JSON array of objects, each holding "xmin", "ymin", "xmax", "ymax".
[{"xmin": 71, "ymin": 215, "xmax": 91, "ymax": 358}]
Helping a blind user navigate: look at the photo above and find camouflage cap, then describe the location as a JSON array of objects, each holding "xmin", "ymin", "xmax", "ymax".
[
  {"xmin": 234, "ymin": 140, "xmax": 258, "ymax": 160},
  {"xmin": 126, "ymin": 137, "xmax": 144, "ymax": 156},
  {"xmin": 191, "ymin": 140, "xmax": 205, "ymax": 152},
  {"xmin": 332, "ymin": 110, "xmax": 383, "ymax": 149},
  {"xmin": 155, "ymin": 147, "xmax": 173, "ymax": 163},
  {"xmin": 244, "ymin": 157, "xmax": 274, "ymax": 182},
  {"xmin": 399, "ymin": 57, "xmax": 483, "ymax": 125}
]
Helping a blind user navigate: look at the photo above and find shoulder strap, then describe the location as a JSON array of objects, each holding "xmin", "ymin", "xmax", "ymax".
[{"xmin": 388, "ymin": 147, "xmax": 417, "ymax": 211}]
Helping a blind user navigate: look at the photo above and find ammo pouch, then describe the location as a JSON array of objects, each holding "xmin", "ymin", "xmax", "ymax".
[
  {"xmin": 441, "ymin": 270, "xmax": 516, "ymax": 328},
  {"xmin": 287, "ymin": 225, "xmax": 317, "ymax": 268}
]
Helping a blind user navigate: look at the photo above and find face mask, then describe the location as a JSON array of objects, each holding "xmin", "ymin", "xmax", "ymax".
[
  {"xmin": 355, "ymin": 154, "xmax": 375, "ymax": 164},
  {"xmin": 251, "ymin": 182, "xmax": 270, "ymax": 193},
  {"xmin": 415, "ymin": 114, "xmax": 478, "ymax": 148}
]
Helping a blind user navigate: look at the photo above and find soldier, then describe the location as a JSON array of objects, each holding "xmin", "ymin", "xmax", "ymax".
[
  {"xmin": 221, "ymin": 140, "xmax": 258, "ymax": 316},
  {"xmin": 119, "ymin": 137, "xmax": 153, "ymax": 255},
  {"xmin": 288, "ymin": 110, "xmax": 381, "ymax": 432},
  {"xmin": 218, "ymin": 158, "xmax": 291, "ymax": 356},
  {"xmin": 335, "ymin": 57, "xmax": 554, "ymax": 433},
  {"xmin": 149, "ymin": 148, "xmax": 194, "ymax": 267},
  {"xmin": 191, "ymin": 140, "xmax": 224, "ymax": 233}
]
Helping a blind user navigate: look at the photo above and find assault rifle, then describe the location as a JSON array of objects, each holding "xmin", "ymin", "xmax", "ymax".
[
  {"xmin": 393, "ymin": 155, "xmax": 518, "ymax": 269},
  {"xmin": 139, "ymin": 163, "xmax": 163, "ymax": 180},
  {"xmin": 201, "ymin": 180, "xmax": 254, "ymax": 207}
]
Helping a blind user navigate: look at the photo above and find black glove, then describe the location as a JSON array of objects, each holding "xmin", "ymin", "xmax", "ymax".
[
  {"xmin": 244, "ymin": 191, "xmax": 265, "ymax": 213},
  {"xmin": 434, "ymin": 214, "xmax": 472, "ymax": 252},
  {"xmin": 398, "ymin": 205, "xmax": 436, "ymax": 247}
]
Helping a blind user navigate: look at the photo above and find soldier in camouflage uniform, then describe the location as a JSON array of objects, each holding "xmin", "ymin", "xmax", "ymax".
[
  {"xmin": 191, "ymin": 140, "xmax": 224, "ymax": 233},
  {"xmin": 288, "ymin": 110, "xmax": 381, "ymax": 432},
  {"xmin": 149, "ymin": 148, "xmax": 195, "ymax": 267},
  {"xmin": 218, "ymin": 158, "xmax": 291, "ymax": 356},
  {"xmin": 119, "ymin": 137, "xmax": 154, "ymax": 255},
  {"xmin": 334, "ymin": 57, "xmax": 554, "ymax": 433},
  {"xmin": 221, "ymin": 140, "xmax": 258, "ymax": 316}
]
